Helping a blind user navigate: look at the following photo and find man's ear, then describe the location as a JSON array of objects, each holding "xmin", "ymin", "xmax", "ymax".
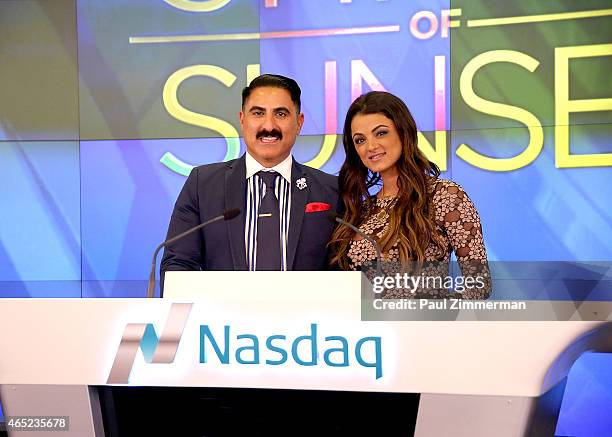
[
  {"xmin": 238, "ymin": 110, "xmax": 245, "ymax": 129},
  {"xmin": 297, "ymin": 112, "xmax": 305, "ymax": 133}
]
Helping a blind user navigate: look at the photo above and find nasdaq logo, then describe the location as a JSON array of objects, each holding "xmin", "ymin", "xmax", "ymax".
[
  {"xmin": 200, "ymin": 323, "xmax": 383, "ymax": 379},
  {"xmin": 107, "ymin": 303, "xmax": 193, "ymax": 384},
  {"xmin": 108, "ymin": 303, "xmax": 383, "ymax": 384}
]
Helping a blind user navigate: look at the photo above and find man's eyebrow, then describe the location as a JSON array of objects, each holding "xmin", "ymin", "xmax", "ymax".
[
  {"xmin": 273, "ymin": 106, "xmax": 291, "ymax": 113},
  {"xmin": 248, "ymin": 105, "xmax": 266, "ymax": 112}
]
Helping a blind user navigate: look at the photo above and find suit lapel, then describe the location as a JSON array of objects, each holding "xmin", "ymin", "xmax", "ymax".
[
  {"xmin": 225, "ymin": 156, "xmax": 247, "ymax": 270},
  {"xmin": 287, "ymin": 161, "xmax": 309, "ymax": 270}
]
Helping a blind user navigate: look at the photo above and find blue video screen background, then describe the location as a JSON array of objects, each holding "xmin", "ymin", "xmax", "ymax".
[
  {"xmin": 1, "ymin": 1, "xmax": 611, "ymax": 432},
  {"xmin": 2, "ymin": 0, "xmax": 611, "ymax": 297}
]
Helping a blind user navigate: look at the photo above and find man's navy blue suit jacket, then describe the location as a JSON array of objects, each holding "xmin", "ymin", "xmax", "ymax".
[{"xmin": 160, "ymin": 155, "xmax": 341, "ymax": 279}]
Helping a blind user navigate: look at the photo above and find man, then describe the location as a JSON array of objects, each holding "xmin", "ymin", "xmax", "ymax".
[{"xmin": 160, "ymin": 74, "xmax": 341, "ymax": 280}]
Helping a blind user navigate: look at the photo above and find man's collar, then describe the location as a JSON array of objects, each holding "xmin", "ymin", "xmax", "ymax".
[{"xmin": 245, "ymin": 152, "xmax": 293, "ymax": 183}]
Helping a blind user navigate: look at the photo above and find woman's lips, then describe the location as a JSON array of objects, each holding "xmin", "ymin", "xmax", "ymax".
[{"xmin": 369, "ymin": 152, "xmax": 386, "ymax": 162}]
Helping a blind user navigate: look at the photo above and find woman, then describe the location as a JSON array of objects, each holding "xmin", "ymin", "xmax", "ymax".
[{"xmin": 330, "ymin": 91, "xmax": 490, "ymax": 299}]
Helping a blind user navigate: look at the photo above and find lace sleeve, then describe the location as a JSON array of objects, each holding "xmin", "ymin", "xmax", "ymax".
[{"xmin": 433, "ymin": 181, "xmax": 492, "ymax": 299}]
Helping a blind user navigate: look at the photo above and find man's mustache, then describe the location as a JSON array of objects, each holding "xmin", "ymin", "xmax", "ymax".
[{"xmin": 256, "ymin": 129, "xmax": 283, "ymax": 140}]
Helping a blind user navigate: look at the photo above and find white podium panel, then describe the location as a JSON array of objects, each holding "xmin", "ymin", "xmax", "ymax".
[
  {"xmin": 1, "ymin": 272, "xmax": 611, "ymax": 437},
  {"xmin": 0, "ymin": 272, "xmax": 609, "ymax": 397}
]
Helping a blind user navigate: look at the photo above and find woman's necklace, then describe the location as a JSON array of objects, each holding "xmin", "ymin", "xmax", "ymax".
[{"xmin": 380, "ymin": 186, "xmax": 398, "ymax": 199}]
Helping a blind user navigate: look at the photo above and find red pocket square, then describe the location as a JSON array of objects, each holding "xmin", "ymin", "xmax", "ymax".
[{"xmin": 305, "ymin": 202, "xmax": 331, "ymax": 213}]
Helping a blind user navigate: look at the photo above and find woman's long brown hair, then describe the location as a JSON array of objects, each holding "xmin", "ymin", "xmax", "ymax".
[{"xmin": 329, "ymin": 91, "xmax": 443, "ymax": 269}]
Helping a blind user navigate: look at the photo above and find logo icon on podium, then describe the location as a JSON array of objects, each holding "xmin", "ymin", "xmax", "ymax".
[{"xmin": 107, "ymin": 303, "xmax": 193, "ymax": 384}]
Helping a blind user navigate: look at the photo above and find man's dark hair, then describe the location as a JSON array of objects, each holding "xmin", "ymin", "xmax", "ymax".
[{"xmin": 241, "ymin": 74, "xmax": 302, "ymax": 113}]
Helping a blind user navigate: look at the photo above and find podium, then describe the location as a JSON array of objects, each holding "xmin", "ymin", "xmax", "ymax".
[{"xmin": 1, "ymin": 272, "xmax": 611, "ymax": 436}]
